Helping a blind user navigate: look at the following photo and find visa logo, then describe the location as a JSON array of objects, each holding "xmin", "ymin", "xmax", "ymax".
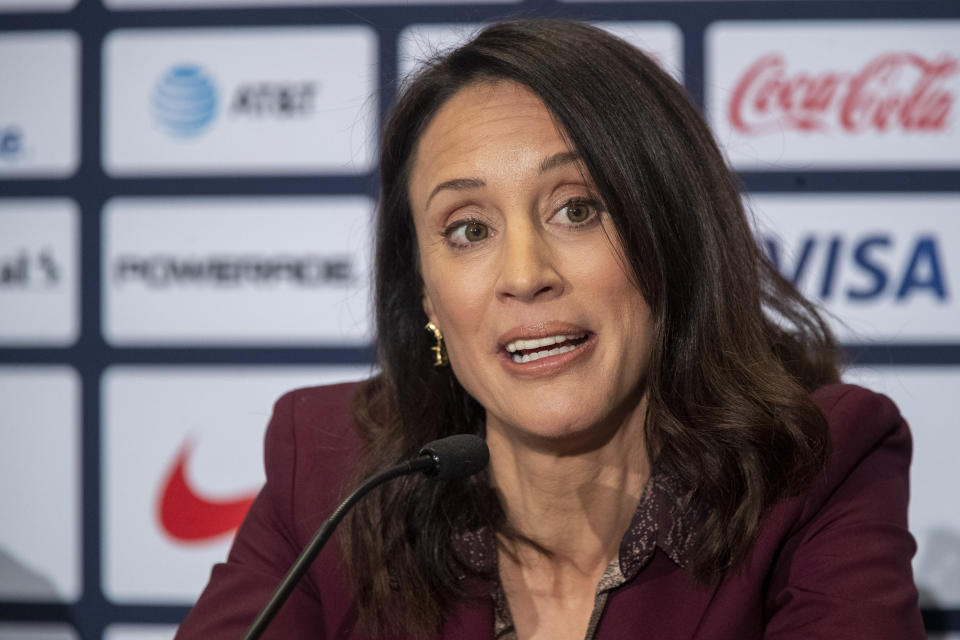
[{"xmin": 761, "ymin": 234, "xmax": 949, "ymax": 302}]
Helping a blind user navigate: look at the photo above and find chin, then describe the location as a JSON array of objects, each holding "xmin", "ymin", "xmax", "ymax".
[{"xmin": 497, "ymin": 404, "xmax": 619, "ymax": 450}]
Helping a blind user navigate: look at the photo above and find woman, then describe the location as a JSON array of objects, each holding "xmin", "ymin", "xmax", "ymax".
[{"xmin": 177, "ymin": 19, "xmax": 924, "ymax": 639}]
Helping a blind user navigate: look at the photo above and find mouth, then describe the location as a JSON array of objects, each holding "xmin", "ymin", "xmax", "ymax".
[{"xmin": 503, "ymin": 332, "xmax": 590, "ymax": 364}]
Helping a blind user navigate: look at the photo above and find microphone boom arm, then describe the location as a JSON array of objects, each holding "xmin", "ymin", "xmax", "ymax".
[{"xmin": 242, "ymin": 455, "xmax": 436, "ymax": 640}]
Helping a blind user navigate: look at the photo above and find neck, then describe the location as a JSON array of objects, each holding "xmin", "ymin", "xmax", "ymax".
[{"xmin": 486, "ymin": 396, "xmax": 650, "ymax": 572}]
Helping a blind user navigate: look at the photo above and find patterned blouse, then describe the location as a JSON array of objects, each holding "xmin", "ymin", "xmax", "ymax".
[{"xmin": 452, "ymin": 472, "xmax": 697, "ymax": 640}]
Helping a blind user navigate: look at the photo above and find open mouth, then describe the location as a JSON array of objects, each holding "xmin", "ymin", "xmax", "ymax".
[{"xmin": 504, "ymin": 333, "xmax": 589, "ymax": 364}]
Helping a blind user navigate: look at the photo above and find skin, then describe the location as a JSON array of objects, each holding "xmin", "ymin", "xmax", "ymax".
[{"xmin": 409, "ymin": 80, "xmax": 654, "ymax": 640}]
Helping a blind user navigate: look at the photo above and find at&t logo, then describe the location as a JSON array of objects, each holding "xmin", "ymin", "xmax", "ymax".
[
  {"xmin": 152, "ymin": 65, "xmax": 219, "ymax": 138},
  {"xmin": 0, "ymin": 125, "xmax": 24, "ymax": 159}
]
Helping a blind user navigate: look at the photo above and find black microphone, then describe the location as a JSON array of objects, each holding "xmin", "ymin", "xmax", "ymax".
[
  {"xmin": 242, "ymin": 434, "xmax": 489, "ymax": 640},
  {"xmin": 418, "ymin": 433, "xmax": 490, "ymax": 480}
]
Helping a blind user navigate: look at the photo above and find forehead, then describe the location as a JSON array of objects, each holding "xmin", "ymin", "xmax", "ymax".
[{"xmin": 408, "ymin": 80, "xmax": 573, "ymax": 207}]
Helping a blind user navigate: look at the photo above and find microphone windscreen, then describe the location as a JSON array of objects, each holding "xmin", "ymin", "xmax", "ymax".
[{"xmin": 418, "ymin": 434, "xmax": 489, "ymax": 480}]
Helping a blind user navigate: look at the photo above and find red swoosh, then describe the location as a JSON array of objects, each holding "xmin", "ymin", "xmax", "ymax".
[{"xmin": 157, "ymin": 440, "xmax": 258, "ymax": 542}]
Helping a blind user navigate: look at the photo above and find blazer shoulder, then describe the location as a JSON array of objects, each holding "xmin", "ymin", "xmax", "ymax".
[
  {"xmin": 812, "ymin": 381, "xmax": 900, "ymax": 419},
  {"xmin": 757, "ymin": 383, "xmax": 923, "ymax": 638},
  {"xmin": 268, "ymin": 379, "xmax": 366, "ymax": 445},
  {"xmin": 799, "ymin": 382, "xmax": 912, "ymax": 517},
  {"xmin": 811, "ymin": 382, "xmax": 908, "ymax": 463},
  {"xmin": 264, "ymin": 380, "xmax": 369, "ymax": 526},
  {"xmin": 277, "ymin": 379, "xmax": 363, "ymax": 418}
]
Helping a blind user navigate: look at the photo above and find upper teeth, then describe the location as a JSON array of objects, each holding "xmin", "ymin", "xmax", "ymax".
[{"xmin": 505, "ymin": 334, "xmax": 585, "ymax": 353}]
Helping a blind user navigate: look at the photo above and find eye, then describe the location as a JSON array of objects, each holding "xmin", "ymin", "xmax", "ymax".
[
  {"xmin": 444, "ymin": 218, "xmax": 490, "ymax": 247},
  {"xmin": 551, "ymin": 198, "xmax": 601, "ymax": 227}
]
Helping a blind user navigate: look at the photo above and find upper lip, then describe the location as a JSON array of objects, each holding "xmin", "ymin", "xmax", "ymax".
[{"xmin": 497, "ymin": 322, "xmax": 591, "ymax": 353}]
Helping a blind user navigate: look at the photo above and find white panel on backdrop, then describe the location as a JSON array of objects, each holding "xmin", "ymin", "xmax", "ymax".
[
  {"xmin": 103, "ymin": 625, "xmax": 178, "ymax": 640},
  {"xmin": 102, "ymin": 196, "xmax": 373, "ymax": 345},
  {"xmin": 106, "ymin": 0, "xmax": 513, "ymax": 6},
  {"xmin": 0, "ymin": 31, "xmax": 79, "ymax": 177},
  {"xmin": 398, "ymin": 23, "xmax": 482, "ymax": 81},
  {"xmin": 0, "ymin": 624, "xmax": 79, "ymax": 640},
  {"xmin": 102, "ymin": 27, "xmax": 376, "ymax": 176},
  {"xmin": 592, "ymin": 22, "xmax": 683, "ymax": 81},
  {"xmin": 707, "ymin": 21, "xmax": 960, "ymax": 169},
  {"xmin": 0, "ymin": 0, "xmax": 77, "ymax": 11},
  {"xmin": 399, "ymin": 22, "xmax": 682, "ymax": 83},
  {"xmin": 845, "ymin": 366, "xmax": 960, "ymax": 608},
  {"xmin": 0, "ymin": 199, "xmax": 79, "ymax": 346},
  {"xmin": 0, "ymin": 367, "xmax": 80, "ymax": 602},
  {"xmin": 102, "ymin": 365, "xmax": 372, "ymax": 603},
  {"xmin": 749, "ymin": 194, "xmax": 959, "ymax": 342}
]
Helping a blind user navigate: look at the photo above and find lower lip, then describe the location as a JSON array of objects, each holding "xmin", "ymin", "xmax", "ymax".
[{"xmin": 498, "ymin": 334, "xmax": 597, "ymax": 376}]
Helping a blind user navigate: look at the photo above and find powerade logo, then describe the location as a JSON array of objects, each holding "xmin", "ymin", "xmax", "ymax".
[
  {"xmin": 113, "ymin": 254, "xmax": 355, "ymax": 287},
  {"xmin": 762, "ymin": 233, "xmax": 949, "ymax": 302},
  {"xmin": 151, "ymin": 65, "xmax": 218, "ymax": 138}
]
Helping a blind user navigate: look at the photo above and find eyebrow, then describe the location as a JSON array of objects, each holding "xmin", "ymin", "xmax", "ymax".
[
  {"xmin": 425, "ymin": 178, "xmax": 486, "ymax": 209},
  {"xmin": 423, "ymin": 151, "xmax": 582, "ymax": 209},
  {"xmin": 539, "ymin": 151, "xmax": 580, "ymax": 173}
]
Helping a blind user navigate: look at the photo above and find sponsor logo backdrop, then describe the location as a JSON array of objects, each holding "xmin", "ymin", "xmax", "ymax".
[
  {"xmin": 749, "ymin": 193, "xmax": 959, "ymax": 342},
  {"xmin": 101, "ymin": 627, "xmax": 177, "ymax": 640},
  {"xmin": 0, "ymin": 624, "xmax": 80, "ymax": 640},
  {"xmin": 707, "ymin": 21, "xmax": 960, "ymax": 169},
  {"xmin": 0, "ymin": 199, "xmax": 79, "ymax": 345},
  {"xmin": 0, "ymin": 367, "xmax": 81, "ymax": 603},
  {"xmin": 0, "ymin": 0, "xmax": 77, "ymax": 9},
  {"xmin": 102, "ymin": 365, "xmax": 371, "ymax": 602},
  {"xmin": 398, "ymin": 21, "xmax": 683, "ymax": 82},
  {"xmin": 1, "ymin": 2, "xmax": 958, "ymax": 638},
  {"xmin": 103, "ymin": 27, "xmax": 377, "ymax": 175},
  {"xmin": 102, "ymin": 196, "xmax": 373, "ymax": 345},
  {"xmin": 0, "ymin": 31, "xmax": 79, "ymax": 177}
]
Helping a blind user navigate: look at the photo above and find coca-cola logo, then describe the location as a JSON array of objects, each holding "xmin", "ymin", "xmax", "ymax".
[{"xmin": 729, "ymin": 52, "xmax": 958, "ymax": 135}]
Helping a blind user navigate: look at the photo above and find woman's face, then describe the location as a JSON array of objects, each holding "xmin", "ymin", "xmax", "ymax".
[{"xmin": 409, "ymin": 80, "xmax": 653, "ymax": 447}]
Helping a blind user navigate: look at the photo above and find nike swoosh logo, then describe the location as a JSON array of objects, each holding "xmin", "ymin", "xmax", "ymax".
[{"xmin": 157, "ymin": 440, "xmax": 259, "ymax": 542}]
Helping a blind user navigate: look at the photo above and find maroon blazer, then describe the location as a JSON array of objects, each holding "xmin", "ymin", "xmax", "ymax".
[{"xmin": 176, "ymin": 382, "xmax": 925, "ymax": 639}]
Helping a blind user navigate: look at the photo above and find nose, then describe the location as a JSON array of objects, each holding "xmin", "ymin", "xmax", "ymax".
[{"xmin": 494, "ymin": 221, "xmax": 563, "ymax": 303}]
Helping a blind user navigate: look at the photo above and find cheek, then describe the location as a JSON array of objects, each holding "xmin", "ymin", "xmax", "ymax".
[
  {"xmin": 426, "ymin": 278, "xmax": 489, "ymax": 354},
  {"xmin": 434, "ymin": 287, "xmax": 494, "ymax": 402},
  {"xmin": 421, "ymin": 245, "xmax": 499, "ymax": 337},
  {"xmin": 579, "ymin": 253, "xmax": 653, "ymax": 361},
  {"xmin": 575, "ymin": 249, "xmax": 637, "ymax": 306}
]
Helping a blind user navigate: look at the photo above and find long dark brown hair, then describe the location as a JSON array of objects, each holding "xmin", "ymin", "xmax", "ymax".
[{"xmin": 343, "ymin": 18, "xmax": 839, "ymax": 637}]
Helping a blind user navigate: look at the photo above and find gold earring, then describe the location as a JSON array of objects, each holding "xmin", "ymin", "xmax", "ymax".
[{"xmin": 425, "ymin": 322, "xmax": 449, "ymax": 367}]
